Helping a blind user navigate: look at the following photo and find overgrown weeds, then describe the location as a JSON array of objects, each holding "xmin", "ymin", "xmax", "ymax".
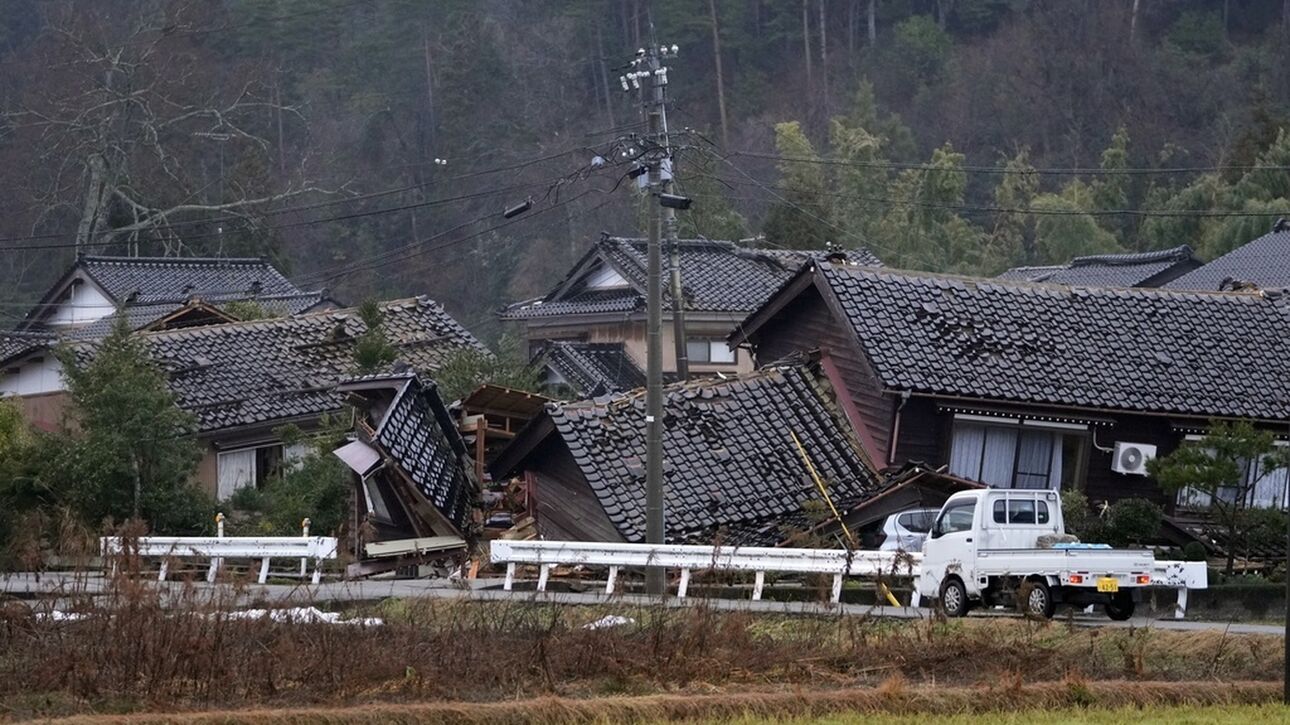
[{"xmin": 0, "ymin": 578, "xmax": 1283, "ymax": 719}]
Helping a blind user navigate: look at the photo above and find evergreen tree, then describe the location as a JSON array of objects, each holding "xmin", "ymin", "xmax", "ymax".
[
  {"xmin": 988, "ymin": 148, "xmax": 1039, "ymax": 269},
  {"xmin": 51, "ymin": 316, "xmax": 208, "ymax": 532},
  {"xmin": 762, "ymin": 121, "xmax": 833, "ymax": 249}
]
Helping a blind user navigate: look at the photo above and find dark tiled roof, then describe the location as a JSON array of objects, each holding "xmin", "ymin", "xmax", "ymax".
[
  {"xmin": 0, "ymin": 331, "xmax": 55, "ymax": 365},
  {"xmin": 817, "ymin": 264, "xmax": 1290, "ymax": 420},
  {"xmin": 342, "ymin": 374, "xmax": 474, "ymax": 535},
  {"xmin": 141, "ymin": 297, "xmax": 486, "ymax": 432},
  {"xmin": 997, "ymin": 245, "xmax": 1199, "ymax": 287},
  {"xmin": 501, "ymin": 235, "xmax": 880, "ymax": 320},
  {"xmin": 539, "ymin": 365, "xmax": 881, "ymax": 545},
  {"xmin": 537, "ymin": 341, "xmax": 645, "ymax": 397},
  {"xmin": 80, "ymin": 255, "xmax": 302, "ymax": 303},
  {"xmin": 1166, "ymin": 230, "xmax": 1290, "ymax": 291}
]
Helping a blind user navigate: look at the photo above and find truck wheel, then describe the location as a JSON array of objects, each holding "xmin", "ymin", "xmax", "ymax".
[
  {"xmin": 939, "ymin": 577, "xmax": 969, "ymax": 618},
  {"xmin": 1021, "ymin": 579, "xmax": 1055, "ymax": 619},
  {"xmin": 1105, "ymin": 593, "xmax": 1135, "ymax": 621}
]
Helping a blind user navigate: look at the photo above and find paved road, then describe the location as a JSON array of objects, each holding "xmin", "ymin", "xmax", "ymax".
[{"xmin": 2, "ymin": 571, "xmax": 1283, "ymax": 635}]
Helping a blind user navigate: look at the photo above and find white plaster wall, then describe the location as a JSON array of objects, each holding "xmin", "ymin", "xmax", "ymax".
[
  {"xmin": 0, "ymin": 356, "xmax": 65, "ymax": 396},
  {"xmin": 46, "ymin": 280, "xmax": 116, "ymax": 327}
]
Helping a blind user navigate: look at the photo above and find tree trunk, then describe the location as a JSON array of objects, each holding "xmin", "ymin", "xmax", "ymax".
[
  {"xmin": 596, "ymin": 20, "xmax": 616, "ymax": 129},
  {"xmin": 422, "ymin": 27, "xmax": 438, "ymax": 161},
  {"xmin": 708, "ymin": 0, "xmax": 729, "ymax": 148},
  {"xmin": 818, "ymin": 0, "xmax": 829, "ymax": 116},
  {"xmin": 868, "ymin": 0, "xmax": 877, "ymax": 45},
  {"xmin": 802, "ymin": 0, "xmax": 813, "ymax": 97},
  {"xmin": 76, "ymin": 153, "xmax": 111, "ymax": 250}
]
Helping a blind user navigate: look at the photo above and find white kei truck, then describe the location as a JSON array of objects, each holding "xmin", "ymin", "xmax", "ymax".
[{"xmin": 916, "ymin": 488, "xmax": 1201, "ymax": 620}]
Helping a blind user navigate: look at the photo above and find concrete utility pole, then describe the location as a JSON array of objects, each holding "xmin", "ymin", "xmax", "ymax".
[{"xmin": 620, "ymin": 39, "xmax": 683, "ymax": 596}]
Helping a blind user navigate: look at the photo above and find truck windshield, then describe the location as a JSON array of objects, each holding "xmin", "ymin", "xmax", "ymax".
[{"xmin": 938, "ymin": 501, "xmax": 976, "ymax": 534}]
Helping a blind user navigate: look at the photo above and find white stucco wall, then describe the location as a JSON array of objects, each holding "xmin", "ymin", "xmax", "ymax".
[
  {"xmin": 46, "ymin": 279, "xmax": 116, "ymax": 327},
  {"xmin": 0, "ymin": 356, "xmax": 65, "ymax": 396}
]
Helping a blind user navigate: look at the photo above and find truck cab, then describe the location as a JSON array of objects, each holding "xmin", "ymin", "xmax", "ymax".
[{"xmin": 920, "ymin": 489, "xmax": 1155, "ymax": 620}]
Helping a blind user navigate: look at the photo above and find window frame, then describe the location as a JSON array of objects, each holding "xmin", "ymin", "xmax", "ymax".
[{"xmin": 947, "ymin": 415, "xmax": 1090, "ymax": 491}]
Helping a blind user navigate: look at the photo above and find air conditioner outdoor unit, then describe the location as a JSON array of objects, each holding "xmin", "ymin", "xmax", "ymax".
[{"xmin": 1112, "ymin": 442, "xmax": 1157, "ymax": 476}]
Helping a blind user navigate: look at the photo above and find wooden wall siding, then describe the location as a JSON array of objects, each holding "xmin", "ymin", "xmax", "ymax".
[
  {"xmin": 750, "ymin": 285, "xmax": 895, "ymax": 460},
  {"xmin": 527, "ymin": 437, "xmax": 624, "ymax": 542}
]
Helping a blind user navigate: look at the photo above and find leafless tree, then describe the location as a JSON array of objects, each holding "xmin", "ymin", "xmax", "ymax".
[{"xmin": 1, "ymin": 1, "xmax": 334, "ymax": 255}]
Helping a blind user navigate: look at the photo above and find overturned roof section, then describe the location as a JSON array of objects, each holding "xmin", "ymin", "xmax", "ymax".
[
  {"xmin": 339, "ymin": 373, "xmax": 475, "ymax": 536},
  {"xmin": 493, "ymin": 365, "xmax": 882, "ymax": 545},
  {"xmin": 997, "ymin": 245, "xmax": 1200, "ymax": 287},
  {"xmin": 1166, "ymin": 229, "xmax": 1290, "ymax": 291},
  {"xmin": 501, "ymin": 233, "xmax": 881, "ymax": 320},
  {"xmin": 535, "ymin": 341, "xmax": 646, "ymax": 397},
  {"xmin": 745, "ymin": 263, "xmax": 1290, "ymax": 421},
  {"xmin": 142, "ymin": 296, "xmax": 486, "ymax": 433}
]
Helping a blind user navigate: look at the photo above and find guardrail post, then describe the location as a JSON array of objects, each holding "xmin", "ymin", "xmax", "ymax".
[
  {"xmin": 677, "ymin": 568, "xmax": 690, "ymax": 598},
  {"xmin": 605, "ymin": 566, "xmax": 618, "ymax": 595},
  {"xmin": 208, "ymin": 512, "xmax": 225, "ymax": 583},
  {"xmin": 909, "ymin": 588, "xmax": 920, "ymax": 608},
  {"xmin": 258, "ymin": 557, "xmax": 271, "ymax": 584},
  {"xmin": 830, "ymin": 573, "xmax": 843, "ymax": 604},
  {"xmin": 537, "ymin": 563, "xmax": 551, "ymax": 592},
  {"xmin": 157, "ymin": 559, "xmax": 168, "ymax": 582},
  {"xmin": 504, "ymin": 562, "xmax": 516, "ymax": 591},
  {"xmin": 1176, "ymin": 587, "xmax": 1188, "ymax": 619},
  {"xmin": 299, "ymin": 518, "xmax": 310, "ymax": 578},
  {"xmin": 311, "ymin": 559, "xmax": 322, "ymax": 585},
  {"xmin": 752, "ymin": 571, "xmax": 765, "ymax": 601}
]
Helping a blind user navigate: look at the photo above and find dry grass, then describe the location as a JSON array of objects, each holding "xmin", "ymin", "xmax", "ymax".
[
  {"xmin": 0, "ymin": 573, "xmax": 1285, "ymax": 721},
  {"xmin": 24, "ymin": 682, "xmax": 1284, "ymax": 724}
]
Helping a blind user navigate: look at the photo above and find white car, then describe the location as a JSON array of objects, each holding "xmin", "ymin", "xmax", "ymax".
[{"xmin": 876, "ymin": 508, "xmax": 938, "ymax": 552}]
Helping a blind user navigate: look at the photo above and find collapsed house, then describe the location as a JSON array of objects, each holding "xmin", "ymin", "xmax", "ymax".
[
  {"xmin": 335, "ymin": 373, "xmax": 478, "ymax": 576},
  {"xmin": 489, "ymin": 363, "xmax": 884, "ymax": 546}
]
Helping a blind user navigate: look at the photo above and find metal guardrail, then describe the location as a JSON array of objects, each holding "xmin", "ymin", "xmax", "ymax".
[
  {"xmin": 492, "ymin": 541, "xmax": 1209, "ymax": 617},
  {"xmin": 101, "ymin": 535, "xmax": 339, "ymax": 584},
  {"xmin": 490, "ymin": 540, "xmax": 919, "ymax": 603}
]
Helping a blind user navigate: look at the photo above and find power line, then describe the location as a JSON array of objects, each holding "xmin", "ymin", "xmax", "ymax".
[
  {"xmin": 729, "ymin": 150, "xmax": 1290, "ymax": 177},
  {"xmin": 0, "ymin": 146, "xmax": 594, "ymax": 246}
]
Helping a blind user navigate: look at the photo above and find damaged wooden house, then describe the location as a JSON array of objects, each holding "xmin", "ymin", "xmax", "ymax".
[
  {"xmin": 501, "ymin": 233, "xmax": 880, "ymax": 396},
  {"xmin": 335, "ymin": 373, "xmax": 479, "ymax": 576},
  {"xmin": 489, "ymin": 363, "xmax": 885, "ymax": 546},
  {"xmin": 733, "ymin": 260, "xmax": 1290, "ymax": 522}
]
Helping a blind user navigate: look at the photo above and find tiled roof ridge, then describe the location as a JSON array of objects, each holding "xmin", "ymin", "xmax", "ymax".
[
  {"xmin": 822, "ymin": 261, "xmax": 1277, "ymax": 302},
  {"xmin": 136, "ymin": 295, "xmax": 450, "ymax": 338},
  {"xmin": 81, "ymin": 254, "xmax": 272, "ymax": 265},
  {"xmin": 1068, "ymin": 244, "xmax": 1194, "ymax": 268}
]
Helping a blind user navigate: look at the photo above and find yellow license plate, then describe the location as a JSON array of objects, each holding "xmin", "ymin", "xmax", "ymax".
[{"xmin": 1096, "ymin": 577, "xmax": 1119, "ymax": 593}]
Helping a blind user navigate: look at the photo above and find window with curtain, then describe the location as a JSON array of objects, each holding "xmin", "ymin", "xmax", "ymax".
[
  {"xmin": 1175, "ymin": 440, "xmax": 1289, "ymax": 511},
  {"xmin": 948, "ymin": 420, "xmax": 1087, "ymax": 490}
]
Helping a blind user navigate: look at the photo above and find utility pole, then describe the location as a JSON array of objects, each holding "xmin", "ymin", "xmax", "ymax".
[{"xmin": 620, "ymin": 40, "xmax": 682, "ymax": 595}]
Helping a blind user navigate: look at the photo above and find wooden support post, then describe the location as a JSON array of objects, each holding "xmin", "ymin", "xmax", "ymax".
[
  {"xmin": 831, "ymin": 573, "xmax": 843, "ymax": 603},
  {"xmin": 157, "ymin": 559, "xmax": 168, "ymax": 582},
  {"xmin": 677, "ymin": 568, "xmax": 691, "ymax": 598},
  {"xmin": 474, "ymin": 418, "xmax": 486, "ymax": 485},
  {"xmin": 504, "ymin": 562, "xmax": 516, "ymax": 591},
  {"xmin": 258, "ymin": 558, "xmax": 271, "ymax": 584},
  {"xmin": 752, "ymin": 571, "xmax": 765, "ymax": 601},
  {"xmin": 537, "ymin": 563, "xmax": 551, "ymax": 592},
  {"xmin": 605, "ymin": 566, "xmax": 618, "ymax": 595}
]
